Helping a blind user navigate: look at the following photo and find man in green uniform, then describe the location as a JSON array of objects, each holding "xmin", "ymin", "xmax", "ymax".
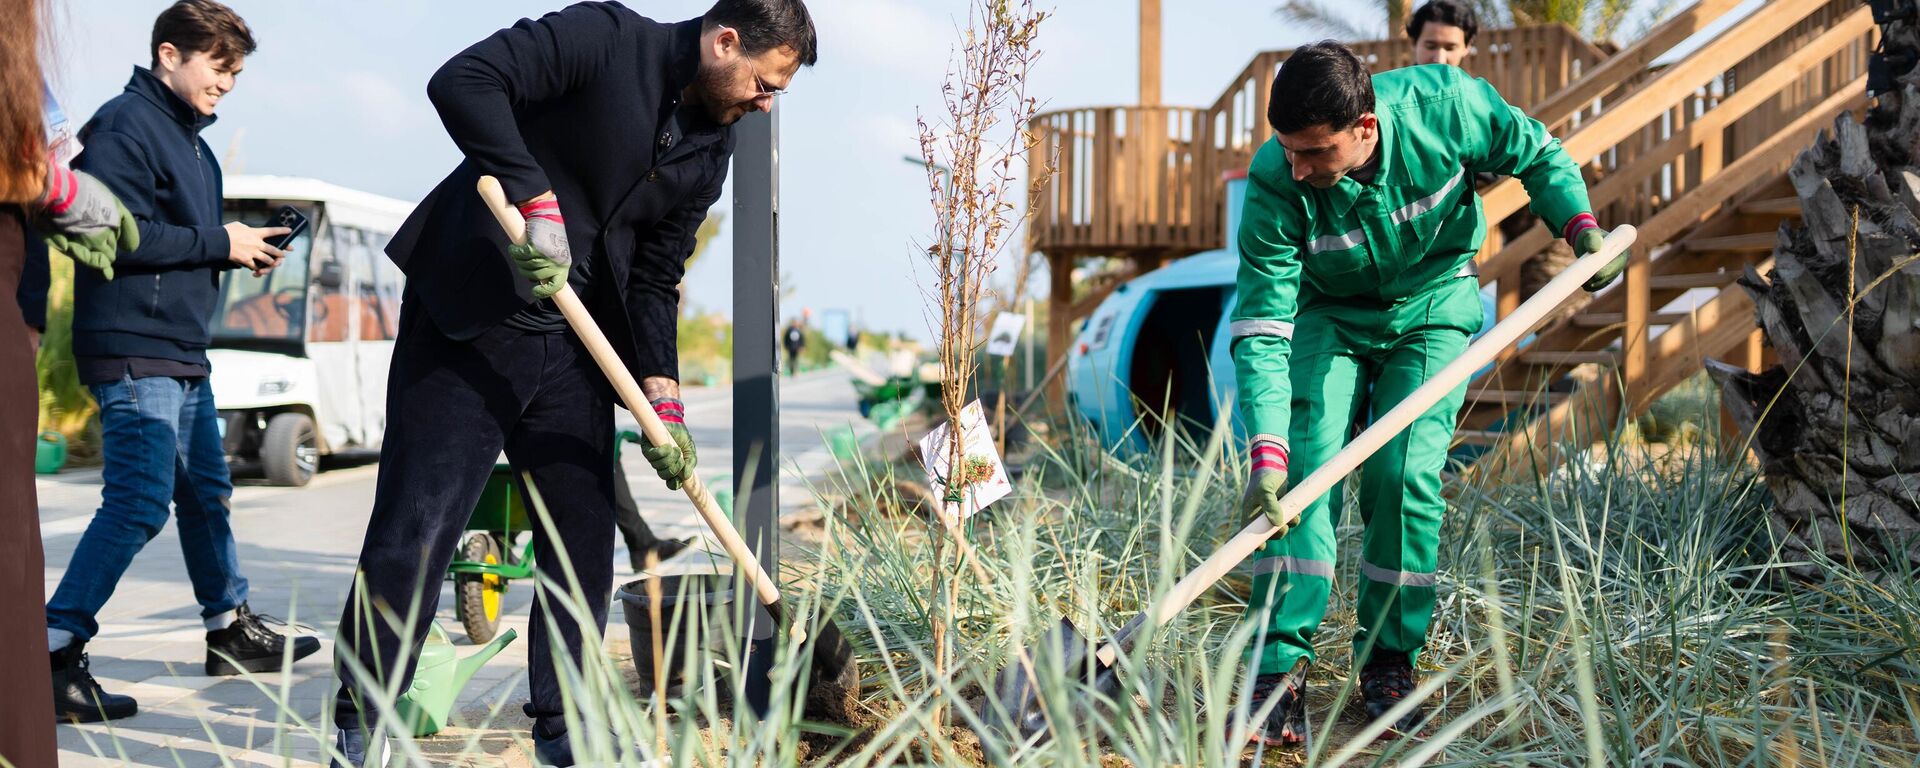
[{"xmin": 1232, "ymin": 41, "xmax": 1622, "ymax": 745}]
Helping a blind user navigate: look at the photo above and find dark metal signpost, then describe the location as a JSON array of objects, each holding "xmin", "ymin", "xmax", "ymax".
[{"xmin": 732, "ymin": 106, "xmax": 779, "ymax": 609}]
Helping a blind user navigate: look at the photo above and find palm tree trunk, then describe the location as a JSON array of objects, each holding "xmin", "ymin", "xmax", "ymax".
[{"xmin": 1709, "ymin": 48, "xmax": 1920, "ymax": 579}]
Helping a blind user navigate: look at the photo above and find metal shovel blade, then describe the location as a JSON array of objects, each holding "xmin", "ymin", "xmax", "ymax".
[
  {"xmin": 739, "ymin": 601, "xmax": 859, "ymax": 721},
  {"xmin": 985, "ymin": 616, "xmax": 1134, "ymax": 746}
]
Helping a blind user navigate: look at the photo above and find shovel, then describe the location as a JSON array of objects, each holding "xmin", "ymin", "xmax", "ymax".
[
  {"xmin": 985, "ymin": 226, "xmax": 1638, "ymax": 742},
  {"xmin": 477, "ymin": 176, "xmax": 857, "ymax": 719}
]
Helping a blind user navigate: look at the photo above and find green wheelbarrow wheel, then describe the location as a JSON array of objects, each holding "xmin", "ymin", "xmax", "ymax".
[
  {"xmin": 454, "ymin": 532, "xmax": 508, "ymax": 643},
  {"xmin": 451, "ymin": 465, "xmax": 538, "ymax": 643}
]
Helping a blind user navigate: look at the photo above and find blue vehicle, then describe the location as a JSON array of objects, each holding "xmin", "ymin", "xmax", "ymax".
[{"xmin": 1065, "ymin": 176, "xmax": 1501, "ymax": 455}]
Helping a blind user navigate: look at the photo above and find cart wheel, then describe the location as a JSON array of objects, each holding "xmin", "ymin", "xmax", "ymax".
[
  {"xmin": 455, "ymin": 533, "xmax": 506, "ymax": 643},
  {"xmin": 261, "ymin": 412, "xmax": 317, "ymax": 487}
]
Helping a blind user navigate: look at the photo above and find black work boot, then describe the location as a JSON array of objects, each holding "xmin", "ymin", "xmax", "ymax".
[
  {"xmin": 1242, "ymin": 661, "xmax": 1311, "ymax": 748},
  {"xmin": 205, "ymin": 603, "xmax": 322, "ymax": 676},
  {"xmin": 533, "ymin": 722, "xmax": 580, "ymax": 767},
  {"xmin": 1358, "ymin": 651, "xmax": 1426, "ymax": 736},
  {"xmin": 51, "ymin": 642, "xmax": 138, "ymax": 722}
]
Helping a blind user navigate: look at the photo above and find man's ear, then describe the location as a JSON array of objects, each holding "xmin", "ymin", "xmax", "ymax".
[
  {"xmin": 713, "ymin": 25, "xmax": 740, "ymax": 57},
  {"xmin": 155, "ymin": 41, "xmax": 179, "ymax": 71}
]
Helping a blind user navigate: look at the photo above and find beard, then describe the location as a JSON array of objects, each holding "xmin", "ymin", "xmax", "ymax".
[{"xmin": 690, "ymin": 59, "xmax": 751, "ymax": 126}]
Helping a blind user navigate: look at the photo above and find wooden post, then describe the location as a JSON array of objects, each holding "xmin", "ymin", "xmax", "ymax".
[
  {"xmin": 1140, "ymin": 0, "xmax": 1161, "ymax": 107},
  {"xmin": 1622, "ymin": 242, "xmax": 1651, "ymax": 409},
  {"xmin": 1046, "ymin": 252, "xmax": 1074, "ymax": 410}
]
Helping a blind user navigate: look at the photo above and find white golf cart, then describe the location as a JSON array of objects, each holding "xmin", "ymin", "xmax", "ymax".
[{"xmin": 209, "ymin": 176, "xmax": 414, "ymax": 486}]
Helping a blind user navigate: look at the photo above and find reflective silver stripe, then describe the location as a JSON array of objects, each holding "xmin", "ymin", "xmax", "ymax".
[
  {"xmin": 1230, "ymin": 319, "xmax": 1295, "ymax": 340},
  {"xmin": 1250, "ymin": 433, "xmax": 1287, "ymax": 448},
  {"xmin": 1388, "ymin": 170, "xmax": 1465, "ymax": 225},
  {"xmin": 1307, "ymin": 227, "xmax": 1366, "ymax": 254},
  {"xmin": 1361, "ymin": 562, "xmax": 1436, "ymax": 587},
  {"xmin": 1251, "ymin": 556, "xmax": 1336, "ymax": 579},
  {"xmin": 1455, "ymin": 261, "xmax": 1479, "ymax": 279}
]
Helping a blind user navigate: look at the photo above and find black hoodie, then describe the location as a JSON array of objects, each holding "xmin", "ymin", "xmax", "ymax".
[{"xmin": 70, "ymin": 67, "xmax": 232, "ymax": 373}]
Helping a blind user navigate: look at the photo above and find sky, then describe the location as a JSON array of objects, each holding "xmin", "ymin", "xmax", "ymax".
[{"xmin": 41, "ymin": 0, "xmax": 1698, "ymax": 341}]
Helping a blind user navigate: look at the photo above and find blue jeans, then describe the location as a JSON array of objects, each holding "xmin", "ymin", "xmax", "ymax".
[{"xmin": 45, "ymin": 375, "xmax": 248, "ymax": 643}]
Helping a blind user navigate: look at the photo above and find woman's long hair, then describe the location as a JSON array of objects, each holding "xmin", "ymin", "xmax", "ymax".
[{"xmin": 1, "ymin": 0, "xmax": 48, "ymax": 204}]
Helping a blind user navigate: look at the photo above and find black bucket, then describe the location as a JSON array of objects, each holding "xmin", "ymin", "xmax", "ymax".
[{"xmin": 617, "ymin": 575, "xmax": 737, "ymax": 693}]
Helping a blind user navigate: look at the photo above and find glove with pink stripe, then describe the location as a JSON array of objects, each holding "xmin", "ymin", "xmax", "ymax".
[
  {"xmin": 1563, "ymin": 213, "xmax": 1620, "ymax": 292},
  {"xmin": 34, "ymin": 163, "xmax": 136, "ymax": 279},
  {"xmin": 1240, "ymin": 437, "xmax": 1294, "ymax": 532},
  {"xmin": 509, "ymin": 195, "xmax": 571, "ymax": 299},
  {"xmin": 641, "ymin": 397, "xmax": 697, "ymax": 491}
]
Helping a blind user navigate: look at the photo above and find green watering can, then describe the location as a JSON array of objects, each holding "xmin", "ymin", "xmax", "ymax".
[
  {"xmin": 394, "ymin": 623, "xmax": 517, "ymax": 736},
  {"xmin": 35, "ymin": 431, "xmax": 66, "ymax": 475}
]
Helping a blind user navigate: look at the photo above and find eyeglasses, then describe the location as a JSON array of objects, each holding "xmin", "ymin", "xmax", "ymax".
[
  {"xmin": 721, "ymin": 26, "xmax": 788, "ymax": 100},
  {"xmin": 747, "ymin": 58, "xmax": 787, "ymax": 100}
]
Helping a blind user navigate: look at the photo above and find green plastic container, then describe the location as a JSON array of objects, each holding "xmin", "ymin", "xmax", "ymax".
[
  {"xmin": 709, "ymin": 474, "xmax": 734, "ymax": 518},
  {"xmin": 35, "ymin": 431, "xmax": 67, "ymax": 475},
  {"xmin": 826, "ymin": 425, "xmax": 860, "ymax": 463},
  {"xmin": 394, "ymin": 622, "xmax": 517, "ymax": 736}
]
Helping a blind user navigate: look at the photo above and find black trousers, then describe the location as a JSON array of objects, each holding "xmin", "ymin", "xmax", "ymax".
[{"xmin": 334, "ymin": 300, "xmax": 616, "ymax": 736}]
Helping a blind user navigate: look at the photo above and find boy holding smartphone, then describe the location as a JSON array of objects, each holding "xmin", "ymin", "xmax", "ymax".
[{"xmin": 45, "ymin": 0, "xmax": 319, "ymax": 724}]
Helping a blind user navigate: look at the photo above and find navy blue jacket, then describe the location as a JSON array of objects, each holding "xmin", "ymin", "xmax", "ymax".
[
  {"xmin": 389, "ymin": 1, "xmax": 733, "ymax": 381},
  {"xmin": 16, "ymin": 227, "xmax": 47, "ymax": 331},
  {"xmin": 70, "ymin": 67, "xmax": 231, "ymax": 366}
]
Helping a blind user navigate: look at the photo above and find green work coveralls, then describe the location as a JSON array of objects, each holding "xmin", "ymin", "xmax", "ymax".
[{"xmin": 1233, "ymin": 64, "xmax": 1593, "ymax": 674}]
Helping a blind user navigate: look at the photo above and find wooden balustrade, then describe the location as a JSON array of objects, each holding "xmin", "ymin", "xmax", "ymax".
[
  {"xmin": 1468, "ymin": 0, "xmax": 1873, "ymax": 400},
  {"xmin": 1029, "ymin": 24, "xmax": 1609, "ymax": 257},
  {"xmin": 1028, "ymin": 106, "xmax": 1217, "ymax": 255}
]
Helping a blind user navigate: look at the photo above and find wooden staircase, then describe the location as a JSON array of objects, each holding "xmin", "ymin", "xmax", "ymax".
[
  {"xmin": 1026, "ymin": 0, "xmax": 1879, "ymax": 476},
  {"xmin": 1461, "ymin": 0, "xmax": 1875, "ymax": 481}
]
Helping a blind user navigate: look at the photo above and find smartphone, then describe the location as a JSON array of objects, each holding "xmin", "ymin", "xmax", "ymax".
[{"xmin": 266, "ymin": 204, "xmax": 310, "ymax": 251}]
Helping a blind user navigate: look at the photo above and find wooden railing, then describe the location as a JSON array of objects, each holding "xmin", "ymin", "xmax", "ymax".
[
  {"xmin": 1028, "ymin": 24, "xmax": 1610, "ymax": 256},
  {"xmin": 1204, "ymin": 25, "xmax": 1612, "ymax": 190},
  {"xmin": 1028, "ymin": 106, "xmax": 1220, "ymax": 255},
  {"xmin": 1468, "ymin": 0, "xmax": 1875, "ymax": 407}
]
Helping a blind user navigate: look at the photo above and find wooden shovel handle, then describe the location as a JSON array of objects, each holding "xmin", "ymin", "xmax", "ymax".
[
  {"xmin": 1093, "ymin": 226, "xmax": 1639, "ymax": 666},
  {"xmin": 477, "ymin": 176, "xmax": 786, "ymax": 608}
]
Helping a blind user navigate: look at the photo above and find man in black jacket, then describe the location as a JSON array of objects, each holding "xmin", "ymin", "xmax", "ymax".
[
  {"xmin": 330, "ymin": 2, "xmax": 816, "ymax": 764},
  {"xmin": 44, "ymin": 0, "xmax": 320, "ymax": 725}
]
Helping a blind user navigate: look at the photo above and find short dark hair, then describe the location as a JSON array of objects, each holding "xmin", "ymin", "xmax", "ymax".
[
  {"xmin": 151, "ymin": 0, "xmax": 256, "ymax": 68},
  {"xmin": 1406, "ymin": 0, "xmax": 1479, "ymax": 44},
  {"xmin": 704, "ymin": 0, "xmax": 819, "ymax": 67},
  {"xmin": 1267, "ymin": 40, "xmax": 1374, "ymax": 135}
]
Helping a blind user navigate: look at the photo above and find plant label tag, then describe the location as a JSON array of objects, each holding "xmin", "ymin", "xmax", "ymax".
[
  {"xmin": 985, "ymin": 312, "xmax": 1026, "ymax": 357},
  {"xmin": 918, "ymin": 400, "xmax": 1011, "ymax": 518}
]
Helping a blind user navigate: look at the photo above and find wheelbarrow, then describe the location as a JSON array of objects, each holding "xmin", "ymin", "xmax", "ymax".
[
  {"xmin": 446, "ymin": 430, "xmax": 669, "ymax": 643},
  {"xmin": 447, "ymin": 464, "xmax": 538, "ymax": 644}
]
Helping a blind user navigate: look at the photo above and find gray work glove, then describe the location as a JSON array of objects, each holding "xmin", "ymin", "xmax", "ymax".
[
  {"xmin": 1573, "ymin": 224, "xmax": 1623, "ymax": 293},
  {"xmin": 643, "ymin": 398, "xmax": 697, "ymax": 491},
  {"xmin": 510, "ymin": 196, "xmax": 571, "ymax": 299},
  {"xmin": 1240, "ymin": 438, "xmax": 1294, "ymax": 532},
  {"xmin": 35, "ymin": 165, "xmax": 135, "ymax": 279}
]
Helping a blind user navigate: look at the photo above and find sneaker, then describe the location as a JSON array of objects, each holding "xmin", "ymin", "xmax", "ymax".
[
  {"xmin": 51, "ymin": 642, "xmax": 138, "ymax": 723},
  {"xmin": 329, "ymin": 726, "xmax": 389, "ymax": 768},
  {"xmin": 205, "ymin": 603, "xmax": 322, "ymax": 676},
  {"xmin": 1358, "ymin": 652, "xmax": 1426, "ymax": 736},
  {"xmin": 1242, "ymin": 662, "xmax": 1310, "ymax": 748}
]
